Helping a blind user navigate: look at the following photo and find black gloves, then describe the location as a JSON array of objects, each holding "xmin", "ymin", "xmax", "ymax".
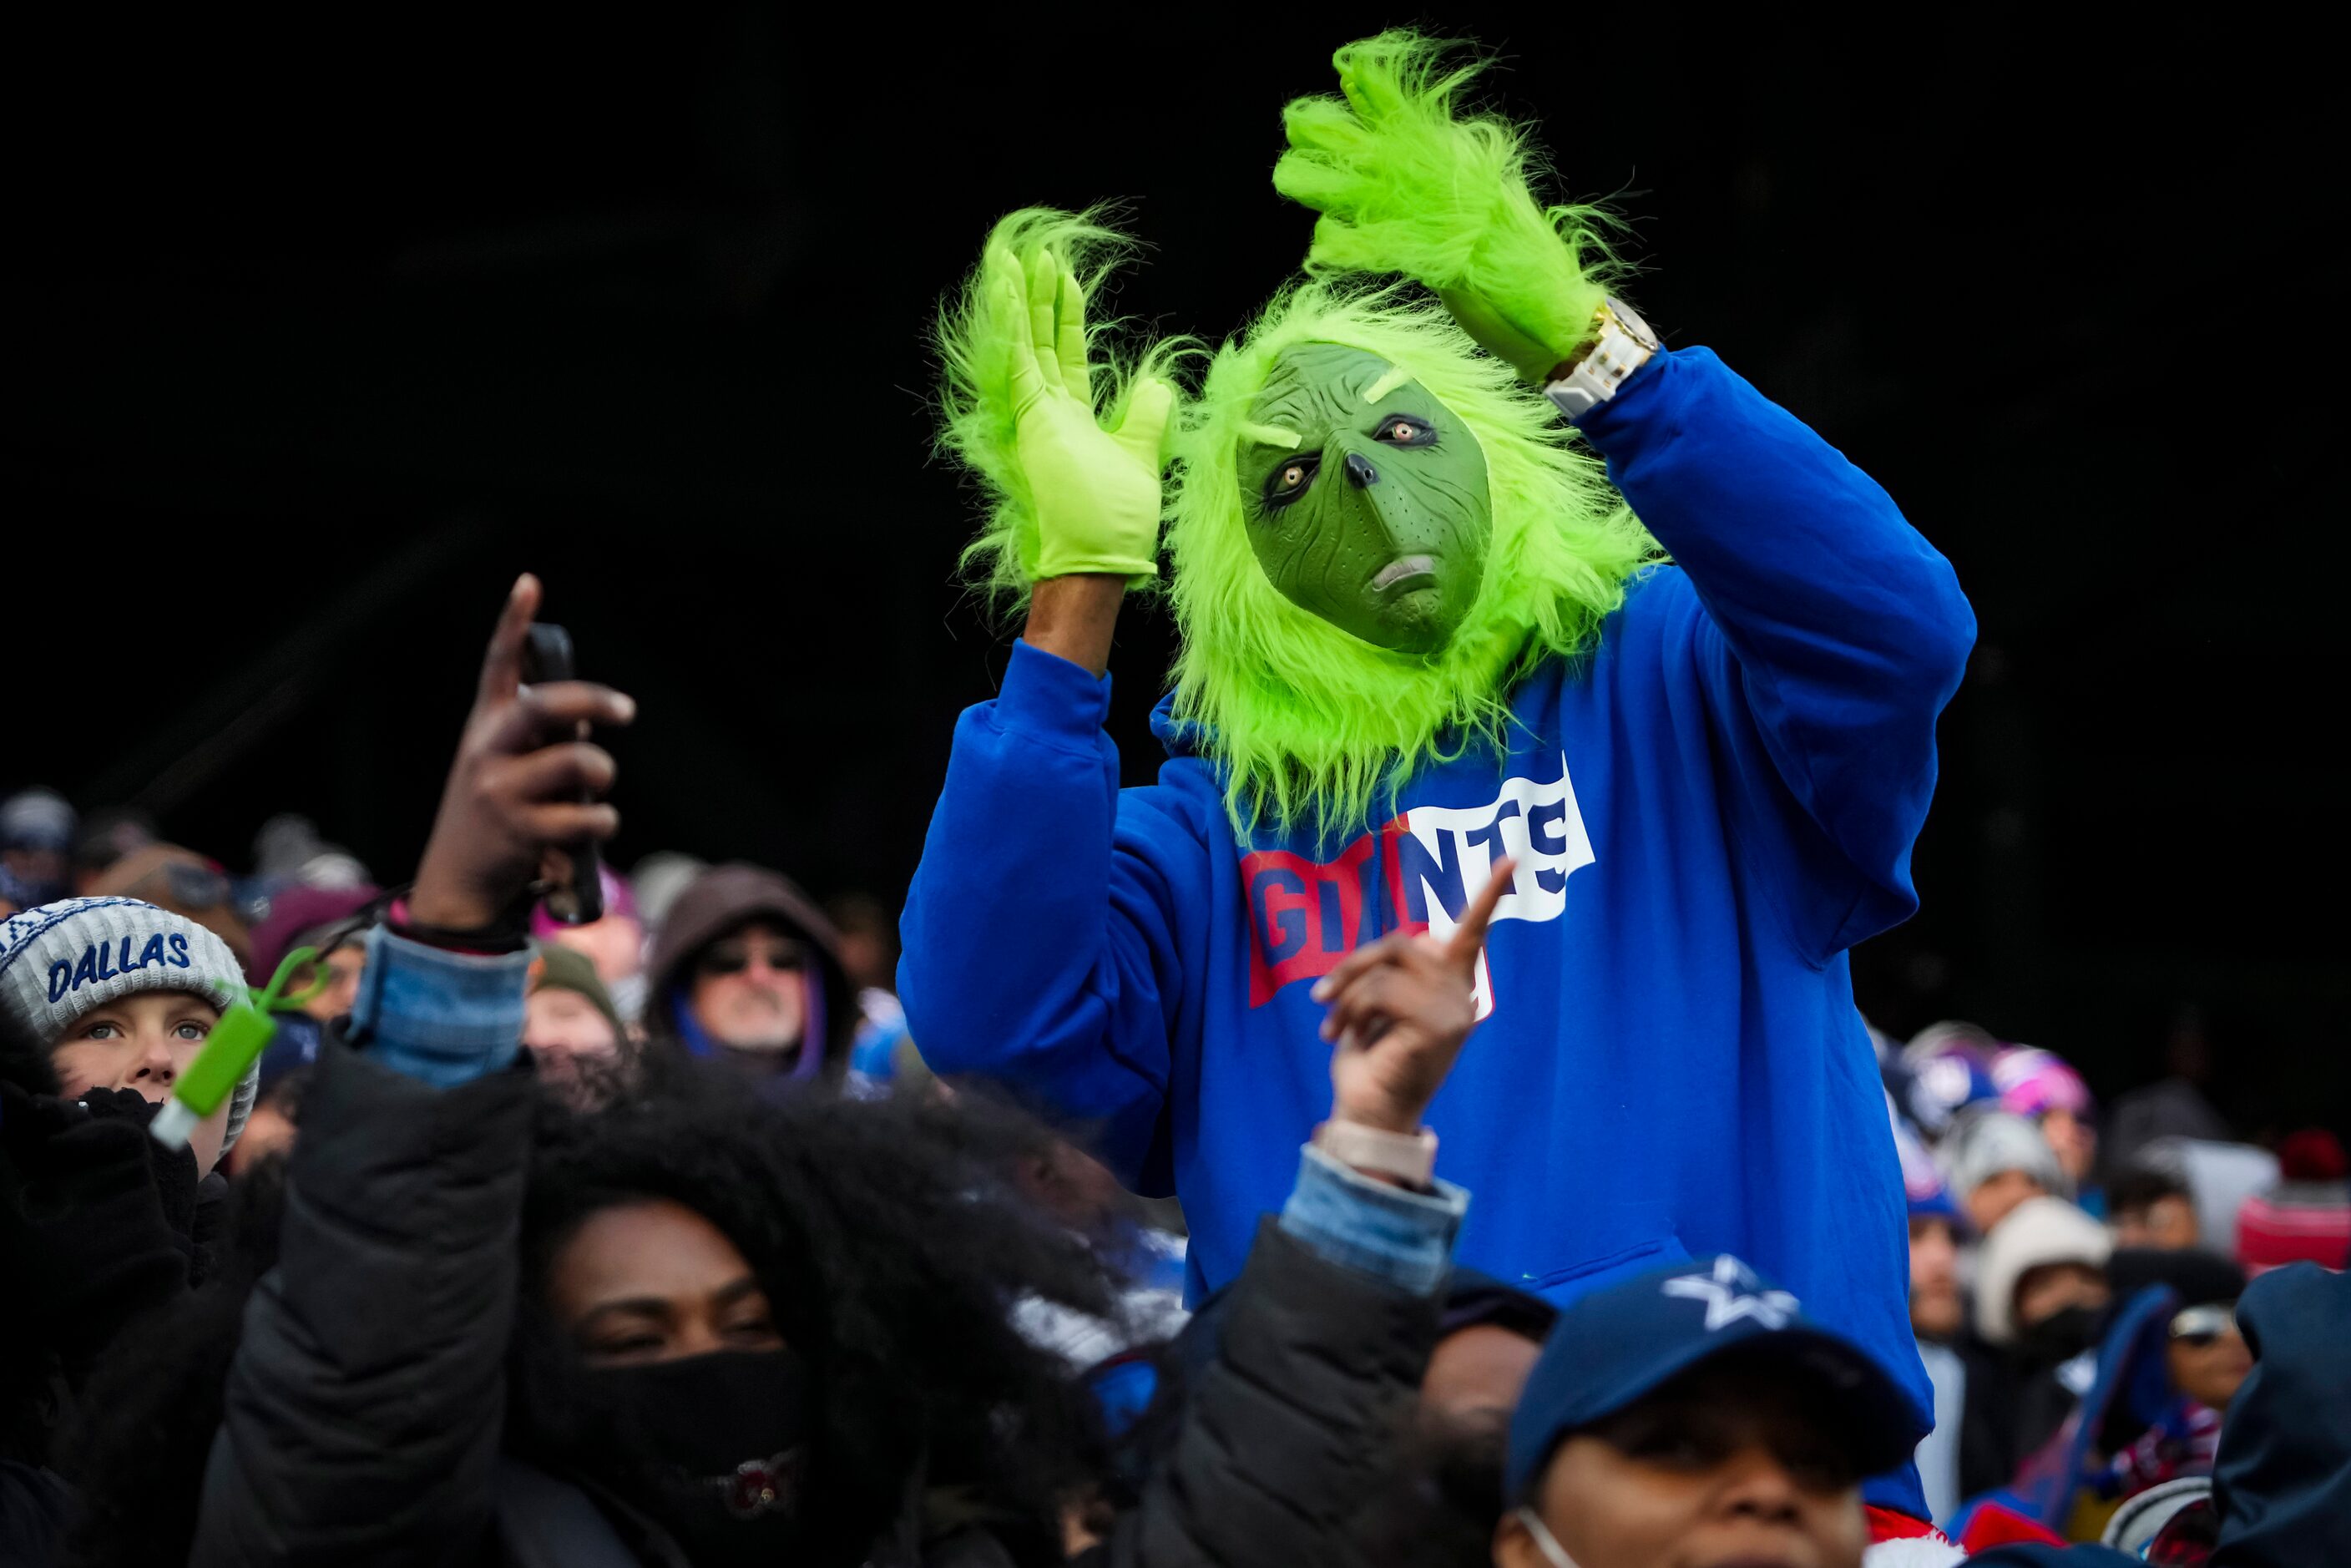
[{"xmin": 0, "ymin": 1082, "xmax": 198, "ymax": 1372}]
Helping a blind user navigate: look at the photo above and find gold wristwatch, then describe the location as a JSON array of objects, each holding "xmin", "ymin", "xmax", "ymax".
[{"xmin": 1543, "ymin": 297, "xmax": 1662, "ymax": 422}]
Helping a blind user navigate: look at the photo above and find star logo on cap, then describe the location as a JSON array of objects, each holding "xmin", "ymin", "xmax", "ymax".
[{"xmin": 1661, "ymin": 1256, "xmax": 1800, "ymax": 1332}]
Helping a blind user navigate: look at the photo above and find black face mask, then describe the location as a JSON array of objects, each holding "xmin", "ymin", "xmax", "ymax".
[
  {"xmin": 565, "ymin": 1348, "xmax": 814, "ymax": 1568},
  {"xmin": 2019, "ymin": 1303, "xmax": 2103, "ymax": 1362}
]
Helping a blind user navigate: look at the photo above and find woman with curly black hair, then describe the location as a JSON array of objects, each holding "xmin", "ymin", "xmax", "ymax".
[{"xmin": 504, "ymin": 1085, "xmax": 1117, "ymax": 1565}]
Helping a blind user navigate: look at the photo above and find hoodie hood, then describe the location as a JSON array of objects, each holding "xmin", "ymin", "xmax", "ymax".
[
  {"xmin": 2213, "ymin": 1262, "xmax": 2351, "ymax": 1563},
  {"xmin": 643, "ymin": 863, "xmax": 855, "ymax": 1074}
]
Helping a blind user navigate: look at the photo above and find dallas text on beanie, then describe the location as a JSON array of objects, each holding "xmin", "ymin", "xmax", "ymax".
[{"xmin": 48, "ymin": 933, "xmax": 195, "ymax": 1003}]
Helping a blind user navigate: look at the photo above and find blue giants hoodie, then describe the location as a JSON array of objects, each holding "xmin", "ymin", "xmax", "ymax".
[{"xmin": 901, "ymin": 348, "xmax": 1974, "ymax": 1512}]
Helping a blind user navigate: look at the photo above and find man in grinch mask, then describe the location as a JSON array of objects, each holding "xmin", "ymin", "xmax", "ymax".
[{"xmin": 903, "ymin": 33, "xmax": 1972, "ymax": 1522}]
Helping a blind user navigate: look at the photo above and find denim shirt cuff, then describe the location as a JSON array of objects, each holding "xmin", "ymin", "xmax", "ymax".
[
  {"xmin": 348, "ymin": 925, "xmax": 530, "ymax": 1088},
  {"xmin": 1278, "ymin": 1144, "xmax": 1469, "ymax": 1297}
]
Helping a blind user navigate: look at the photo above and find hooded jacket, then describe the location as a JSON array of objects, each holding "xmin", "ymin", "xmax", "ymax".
[
  {"xmin": 2211, "ymin": 1262, "xmax": 2351, "ymax": 1563},
  {"xmin": 642, "ymin": 863, "xmax": 856, "ymax": 1079}
]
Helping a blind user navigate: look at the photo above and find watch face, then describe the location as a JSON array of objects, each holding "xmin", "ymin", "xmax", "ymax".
[{"xmin": 1607, "ymin": 296, "xmax": 1661, "ymax": 352}]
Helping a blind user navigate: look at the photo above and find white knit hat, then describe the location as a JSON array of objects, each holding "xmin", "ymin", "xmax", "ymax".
[
  {"xmin": 0, "ymin": 896, "xmax": 257, "ymax": 1151},
  {"xmin": 1973, "ymin": 1194, "xmax": 2112, "ymax": 1347}
]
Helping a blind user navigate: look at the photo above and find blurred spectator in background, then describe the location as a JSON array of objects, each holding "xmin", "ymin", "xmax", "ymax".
[
  {"xmin": 625, "ymin": 849, "xmax": 705, "ymax": 938},
  {"xmin": 248, "ymin": 813, "xmax": 371, "ymax": 896},
  {"xmin": 824, "ymin": 890, "xmax": 899, "ymax": 996},
  {"xmin": 2106, "ymin": 1166, "xmax": 2202, "ymax": 1251},
  {"xmin": 2132, "ymin": 1136, "xmax": 2278, "ymax": 1262},
  {"xmin": 827, "ymin": 890, "xmax": 917, "ymax": 1083},
  {"xmin": 1993, "ymin": 1046, "xmax": 2098, "ymax": 1206},
  {"xmin": 242, "ymin": 882, "xmax": 381, "ymax": 1100},
  {"xmin": 2101, "ymin": 1015, "xmax": 2231, "ymax": 1179},
  {"xmin": 1975, "ymin": 1197, "xmax": 2112, "ymax": 1360},
  {"xmin": 1948, "ymin": 1111, "xmax": 2067, "ymax": 1234},
  {"xmin": 89, "ymin": 844, "xmax": 254, "ymax": 973},
  {"xmin": 523, "ymin": 943, "xmax": 635, "ymax": 1110},
  {"xmin": 641, "ymin": 862, "xmax": 856, "ymax": 1086},
  {"xmin": 2233, "ymin": 1127, "xmax": 2351, "ymax": 1275},
  {"xmin": 249, "ymin": 883, "xmax": 379, "ymax": 1010},
  {"xmin": 1902, "ymin": 1020, "xmax": 2004, "ymax": 1144},
  {"xmin": 1400, "ymin": 1275, "xmax": 1557, "ymax": 1566},
  {"xmin": 0, "ymin": 789, "xmax": 75, "ymax": 909},
  {"xmin": 1909, "ymin": 1181, "xmax": 1970, "ymax": 1523},
  {"xmin": 2106, "ymin": 1250, "xmax": 2252, "ymax": 1423},
  {"xmin": 69, "ymin": 806, "xmax": 157, "ymax": 894},
  {"xmin": 529, "ymin": 864, "xmax": 646, "ymax": 1026},
  {"xmin": 222, "ymin": 1065, "xmax": 310, "ymax": 1179},
  {"xmin": 1960, "ymin": 1195, "xmax": 2113, "ymax": 1500},
  {"xmin": 1909, "ymin": 1206, "xmax": 1964, "ymax": 1344}
]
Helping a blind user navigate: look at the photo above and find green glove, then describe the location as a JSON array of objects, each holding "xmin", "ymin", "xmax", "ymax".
[
  {"xmin": 1273, "ymin": 30, "xmax": 1617, "ymax": 382},
  {"xmin": 985, "ymin": 244, "xmax": 1173, "ymax": 582}
]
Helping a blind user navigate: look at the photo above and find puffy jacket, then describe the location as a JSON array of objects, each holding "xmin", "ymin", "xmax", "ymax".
[
  {"xmin": 1092, "ymin": 1218, "xmax": 1443, "ymax": 1568},
  {"xmin": 190, "ymin": 1040, "xmax": 530, "ymax": 1568},
  {"xmin": 192, "ymin": 1039, "xmax": 1444, "ymax": 1567}
]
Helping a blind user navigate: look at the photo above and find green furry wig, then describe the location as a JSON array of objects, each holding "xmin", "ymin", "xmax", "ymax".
[
  {"xmin": 1160, "ymin": 285, "xmax": 1654, "ymax": 837},
  {"xmin": 933, "ymin": 37, "xmax": 1657, "ymax": 839}
]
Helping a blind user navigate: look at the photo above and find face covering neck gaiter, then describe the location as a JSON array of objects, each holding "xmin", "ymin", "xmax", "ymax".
[
  {"xmin": 564, "ymin": 1348, "xmax": 815, "ymax": 1568},
  {"xmin": 2020, "ymin": 1303, "xmax": 2103, "ymax": 1363}
]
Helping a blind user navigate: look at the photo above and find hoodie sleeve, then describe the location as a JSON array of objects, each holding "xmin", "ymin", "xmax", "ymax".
[
  {"xmin": 898, "ymin": 640, "xmax": 1210, "ymax": 1190},
  {"xmin": 1572, "ymin": 348, "xmax": 1975, "ymax": 959}
]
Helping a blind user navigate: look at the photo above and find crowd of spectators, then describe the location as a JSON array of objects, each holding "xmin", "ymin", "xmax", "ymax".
[
  {"xmin": 3, "ymin": 581, "xmax": 2344, "ymax": 1566},
  {"xmin": 1888, "ymin": 1019, "xmax": 2348, "ymax": 1554}
]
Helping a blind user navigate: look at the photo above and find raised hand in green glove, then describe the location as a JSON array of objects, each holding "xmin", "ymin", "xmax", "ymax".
[
  {"xmin": 1273, "ymin": 30, "xmax": 1620, "ymax": 383},
  {"xmin": 993, "ymin": 245, "xmax": 1173, "ymax": 579},
  {"xmin": 937, "ymin": 209, "xmax": 1176, "ymax": 595}
]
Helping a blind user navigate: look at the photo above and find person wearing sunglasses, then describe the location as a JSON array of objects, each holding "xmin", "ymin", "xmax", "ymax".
[
  {"xmin": 640, "ymin": 862, "xmax": 857, "ymax": 1090},
  {"xmin": 2095, "ymin": 1250, "xmax": 2251, "ymax": 1508}
]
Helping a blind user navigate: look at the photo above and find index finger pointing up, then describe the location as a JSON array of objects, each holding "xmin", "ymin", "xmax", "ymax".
[
  {"xmin": 477, "ymin": 573, "xmax": 542, "ymax": 707},
  {"xmin": 1443, "ymin": 857, "xmax": 1516, "ymax": 971}
]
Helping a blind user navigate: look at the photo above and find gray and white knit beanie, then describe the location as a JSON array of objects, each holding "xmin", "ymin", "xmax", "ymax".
[
  {"xmin": 0, "ymin": 895, "xmax": 257, "ymax": 1151},
  {"xmin": 1944, "ymin": 1109, "xmax": 2068, "ymax": 1202}
]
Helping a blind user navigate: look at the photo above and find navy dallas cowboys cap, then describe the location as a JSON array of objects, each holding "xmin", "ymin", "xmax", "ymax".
[{"xmin": 1504, "ymin": 1253, "xmax": 1922, "ymax": 1500}]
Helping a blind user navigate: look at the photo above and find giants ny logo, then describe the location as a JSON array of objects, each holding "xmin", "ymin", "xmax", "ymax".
[{"xmin": 1240, "ymin": 755, "xmax": 1594, "ymax": 1014}]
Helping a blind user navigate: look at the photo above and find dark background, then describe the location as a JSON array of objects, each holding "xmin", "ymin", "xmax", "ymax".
[{"xmin": 6, "ymin": 11, "xmax": 2342, "ymax": 1135}]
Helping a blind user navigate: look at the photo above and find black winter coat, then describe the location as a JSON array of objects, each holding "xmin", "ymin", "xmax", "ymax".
[{"xmin": 190, "ymin": 1042, "xmax": 1443, "ymax": 1567}]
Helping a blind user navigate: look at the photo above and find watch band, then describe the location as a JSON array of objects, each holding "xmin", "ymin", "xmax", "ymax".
[
  {"xmin": 1313, "ymin": 1118, "xmax": 1439, "ymax": 1187},
  {"xmin": 1543, "ymin": 297, "xmax": 1661, "ymax": 422}
]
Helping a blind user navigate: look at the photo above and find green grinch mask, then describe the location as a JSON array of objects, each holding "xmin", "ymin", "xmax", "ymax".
[{"xmin": 1236, "ymin": 342, "xmax": 1491, "ymax": 654}]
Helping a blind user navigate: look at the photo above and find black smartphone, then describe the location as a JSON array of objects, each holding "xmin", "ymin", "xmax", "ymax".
[{"xmin": 519, "ymin": 621, "xmax": 605, "ymax": 924}]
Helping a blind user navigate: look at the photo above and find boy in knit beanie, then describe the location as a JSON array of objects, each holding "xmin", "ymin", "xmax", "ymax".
[
  {"xmin": 1, "ymin": 896, "xmax": 253, "ymax": 1505},
  {"xmin": 0, "ymin": 895, "xmax": 254, "ymax": 1175}
]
